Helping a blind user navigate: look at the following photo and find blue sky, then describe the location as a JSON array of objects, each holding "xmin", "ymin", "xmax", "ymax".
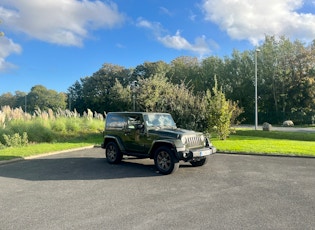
[{"xmin": 0, "ymin": 0, "xmax": 315, "ymax": 94}]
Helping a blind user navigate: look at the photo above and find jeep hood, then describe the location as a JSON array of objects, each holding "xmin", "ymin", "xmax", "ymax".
[{"xmin": 148, "ymin": 128, "xmax": 202, "ymax": 138}]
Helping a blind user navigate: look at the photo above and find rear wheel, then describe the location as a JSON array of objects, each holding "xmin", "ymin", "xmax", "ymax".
[
  {"xmin": 154, "ymin": 147, "xmax": 179, "ymax": 175},
  {"xmin": 105, "ymin": 142, "xmax": 122, "ymax": 164},
  {"xmin": 190, "ymin": 156, "xmax": 208, "ymax": 167}
]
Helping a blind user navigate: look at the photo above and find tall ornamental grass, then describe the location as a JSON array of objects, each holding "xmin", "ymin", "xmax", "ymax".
[{"xmin": 0, "ymin": 106, "xmax": 104, "ymax": 148}]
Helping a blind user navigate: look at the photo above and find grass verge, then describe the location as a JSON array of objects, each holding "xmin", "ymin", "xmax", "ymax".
[
  {"xmin": 0, "ymin": 133, "xmax": 103, "ymax": 161},
  {"xmin": 212, "ymin": 130, "xmax": 315, "ymax": 157}
]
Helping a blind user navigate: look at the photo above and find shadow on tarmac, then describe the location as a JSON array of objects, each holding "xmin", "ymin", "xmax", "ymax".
[{"xmin": 0, "ymin": 156, "xmax": 168, "ymax": 181}]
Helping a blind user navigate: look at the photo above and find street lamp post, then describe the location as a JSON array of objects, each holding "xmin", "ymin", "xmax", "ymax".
[
  {"xmin": 255, "ymin": 49, "xmax": 260, "ymax": 130},
  {"xmin": 131, "ymin": 81, "xmax": 138, "ymax": 111}
]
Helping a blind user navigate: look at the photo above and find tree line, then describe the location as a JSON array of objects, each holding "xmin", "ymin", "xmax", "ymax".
[{"xmin": 1, "ymin": 35, "xmax": 315, "ymax": 128}]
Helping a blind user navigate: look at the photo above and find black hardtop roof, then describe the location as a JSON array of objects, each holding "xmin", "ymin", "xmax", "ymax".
[{"xmin": 106, "ymin": 112, "xmax": 171, "ymax": 116}]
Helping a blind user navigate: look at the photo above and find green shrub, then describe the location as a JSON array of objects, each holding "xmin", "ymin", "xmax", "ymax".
[
  {"xmin": 78, "ymin": 118, "xmax": 103, "ymax": 133},
  {"xmin": 65, "ymin": 119, "xmax": 80, "ymax": 132},
  {"xmin": 0, "ymin": 141, "xmax": 4, "ymax": 149},
  {"xmin": 5, "ymin": 119, "xmax": 55, "ymax": 143},
  {"xmin": 6, "ymin": 119, "xmax": 28, "ymax": 134},
  {"xmin": 0, "ymin": 126, "xmax": 15, "ymax": 145},
  {"xmin": 205, "ymin": 78, "xmax": 233, "ymax": 140},
  {"xmin": 3, "ymin": 132, "xmax": 28, "ymax": 147},
  {"xmin": 51, "ymin": 119, "xmax": 66, "ymax": 132},
  {"xmin": 26, "ymin": 120, "xmax": 56, "ymax": 142}
]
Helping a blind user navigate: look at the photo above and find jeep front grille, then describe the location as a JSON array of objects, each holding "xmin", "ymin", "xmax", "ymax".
[{"xmin": 185, "ymin": 136, "xmax": 203, "ymax": 147}]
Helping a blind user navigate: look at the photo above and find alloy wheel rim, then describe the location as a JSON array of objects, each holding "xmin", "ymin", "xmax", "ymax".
[
  {"xmin": 157, "ymin": 151, "xmax": 171, "ymax": 170},
  {"xmin": 108, "ymin": 145, "xmax": 116, "ymax": 160}
]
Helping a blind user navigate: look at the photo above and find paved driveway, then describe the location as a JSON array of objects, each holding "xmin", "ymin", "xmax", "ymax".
[{"xmin": 0, "ymin": 148, "xmax": 314, "ymax": 230}]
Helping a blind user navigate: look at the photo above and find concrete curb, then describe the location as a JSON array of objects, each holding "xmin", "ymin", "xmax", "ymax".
[
  {"xmin": 217, "ymin": 151, "xmax": 315, "ymax": 159},
  {"xmin": 0, "ymin": 145, "xmax": 97, "ymax": 166}
]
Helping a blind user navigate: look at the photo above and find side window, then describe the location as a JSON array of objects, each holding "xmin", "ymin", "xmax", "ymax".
[
  {"xmin": 106, "ymin": 114, "xmax": 127, "ymax": 129},
  {"xmin": 127, "ymin": 115, "xmax": 143, "ymax": 129}
]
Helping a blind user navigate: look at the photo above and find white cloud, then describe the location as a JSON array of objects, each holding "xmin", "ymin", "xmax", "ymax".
[
  {"xmin": 158, "ymin": 30, "xmax": 210, "ymax": 56},
  {"xmin": 136, "ymin": 17, "xmax": 164, "ymax": 35},
  {"xmin": 159, "ymin": 7, "xmax": 173, "ymax": 16},
  {"xmin": 136, "ymin": 18, "xmax": 155, "ymax": 29},
  {"xmin": 0, "ymin": 37, "xmax": 22, "ymax": 71},
  {"xmin": 202, "ymin": 0, "xmax": 315, "ymax": 45},
  {"xmin": 137, "ymin": 18, "xmax": 211, "ymax": 56},
  {"xmin": 189, "ymin": 10, "xmax": 197, "ymax": 22},
  {"xmin": 0, "ymin": 0, "xmax": 125, "ymax": 46}
]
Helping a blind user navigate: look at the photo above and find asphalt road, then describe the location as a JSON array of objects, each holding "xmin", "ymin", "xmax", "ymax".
[{"xmin": 0, "ymin": 148, "xmax": 314, "ymax": 230}]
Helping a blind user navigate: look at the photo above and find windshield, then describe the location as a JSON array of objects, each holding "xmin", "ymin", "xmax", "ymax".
[{"xmin": 143, "ymin": 114, "xmax": 177, "ymax": 129}]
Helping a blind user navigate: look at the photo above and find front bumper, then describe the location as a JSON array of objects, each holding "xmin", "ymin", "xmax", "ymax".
[
  {"xmin": 191, "ymin": 146, "xmax": 216, "ymax": 157},
  {"xmin": 178, "ymin": 146, "xmax": 216, "ymax": 161}
]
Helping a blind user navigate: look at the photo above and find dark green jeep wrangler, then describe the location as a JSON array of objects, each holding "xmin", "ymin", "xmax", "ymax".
[{"xmin": 101, "ymin": 112, "xmax": 216, "ymax": 175}]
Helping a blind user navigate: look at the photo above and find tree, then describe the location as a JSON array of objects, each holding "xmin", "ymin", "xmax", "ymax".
[
  {"xmin": 132, "ymin": 61, "xmax": 170, "ymax": 80},
  {"xmin": 200, "ymin": 56, "xmax": 224, "ymax": 93},
  {"xmin": 286, "ymin": 40, "xmax": 315, "ymax": 123},
  {"xmin": 27, "ymin": 85, "xmax": 66, "ymax": 112},
  {"xmin": 167, "ymin": 56, "xmax": 201, "ymax": 88},
  {"xmin": 13, "ymin": 91, "xmax": 27, "ymax": 110},
  {"xmin": 67, "ymin": 80, "xmax": 85, "ymax": 113},
  {"xmin": 78, "ymin": 63, "xmax": 132, "ymax": 113},
  {"xmin": 256, "ymin": 36, "xmax": 315, "ymax": 124},
  {"xmin": 138, "ymin": 75, "xmax": 207, "ymax": 130},
  {"xmin": 108, "ymin": 79, "xmax": 133, "ymax": 112},
  {"xmin": 0, "ymin": 91, "xmax": 28, "ymax": 112},
  {"xmin": 0, "ymin": 93, "xmax": 15, "ymax": 107},
  {"xmin": 221, "ymin": 50, "xmax": 254, "ymax": 123},
  {"xmin": 65, "ymin": 35, "xmax": 314, "ymax": 125},
  {"xmin": 137, "ymin": 75, "xmax": 173, "ymax": 112}
]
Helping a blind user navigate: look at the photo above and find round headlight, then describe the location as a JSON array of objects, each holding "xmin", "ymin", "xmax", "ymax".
[
  {"xmin": 200, "ymin": 135, "xmax": 205, "ymax": 142},
  {"xmin": 181, "ymin": 136, "xmax": 186, "ymax": 144}
]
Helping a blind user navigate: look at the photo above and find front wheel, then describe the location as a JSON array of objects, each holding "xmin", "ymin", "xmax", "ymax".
[
  {"xmin": 190, "ymin": 156, "xmax": 208, "ymax": 167},
  {"xmin": 154, "ymin": 147, "xmax": 179, "ymax": 175},
  {"xmin": 105, "ymin": 142, "xmax": 122, "ymax": 164}
]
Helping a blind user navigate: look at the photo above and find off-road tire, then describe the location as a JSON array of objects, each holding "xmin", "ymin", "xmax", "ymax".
[
  {"xmin": 154, "ymin": 146, "xmax": 179, "ymax": 175},
  {"xmin": 105, "ymin": 142, "xmax": 123, "ymax": 164}
]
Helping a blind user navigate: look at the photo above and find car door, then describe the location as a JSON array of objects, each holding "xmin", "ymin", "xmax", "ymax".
[{"xmin": 123, "ymin": 115, "xmax": 150, "ymax": 154}]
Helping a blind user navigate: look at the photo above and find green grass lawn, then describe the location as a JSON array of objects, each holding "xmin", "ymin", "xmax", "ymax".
[
  {"xmin": 212, "ymin": 130, "xmax": 315, "ymax": 157},
  {"xmin": 0, "ymin": 133, "xmax": 103, "ymax": 161}
]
